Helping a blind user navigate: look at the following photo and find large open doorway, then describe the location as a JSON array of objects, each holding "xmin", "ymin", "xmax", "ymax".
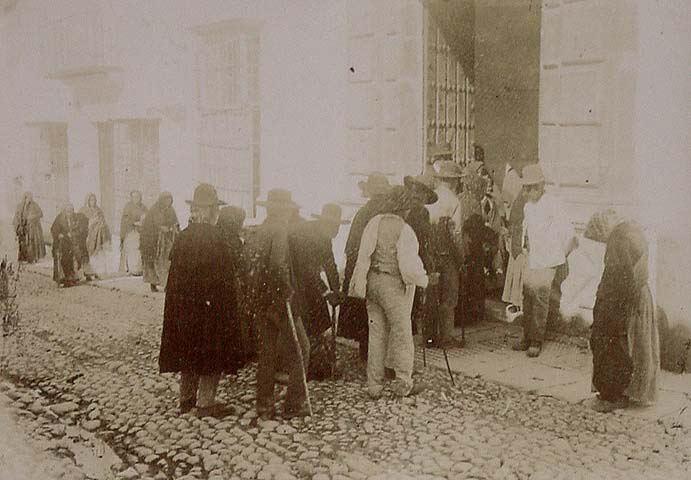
[{"xmin": 97, "ymin": 119, "xmax": 160, "ymax": 232}]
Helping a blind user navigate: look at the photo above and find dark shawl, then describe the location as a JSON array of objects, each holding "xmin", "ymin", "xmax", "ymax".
[
  {"xmin": 140, "ymin": 195, "xmax": 178, "ymax": 263},
  {"xmin": 13, "ymin": 198, "xmax": 46, "ymax": 262},
  {"xmin": 591, "ymin": 221, "xmax": 658, "ymax": 403},
  {"xmin": 80, "ymin": 198, "xmax": 112, "ymax": 256},
  {"xmin": 50, "ymin": 212, "xmax": 83, "ymax": 283},
  {"xmin": 159, "ymin": 223, "xmax": 244, "ymax": 375}
]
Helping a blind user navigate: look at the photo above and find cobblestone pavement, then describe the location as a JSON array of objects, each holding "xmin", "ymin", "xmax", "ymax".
[{"xmin": 0, "ymin": 271, "xmax": 689, "ymax": 480}]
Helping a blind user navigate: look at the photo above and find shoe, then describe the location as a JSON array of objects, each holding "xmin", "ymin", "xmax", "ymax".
[
  {"xmin": 505, "ymin": 305, "xmax": 523, "ymax": 323},
  {"xmin": 150, "ymin": 284, "xmax": 159, "ymax": 292},
  {"xmin": 512, "ymin": 339, "xmax": 530, "ymax": 351},
  {"xmin": 283, "ymin": 404, "xmax": 310, "ymax": 419},
  {"xmin": 527, "ymin": 342, "xmax": 542, "ymax": 358},
  {"xmin": 404, "ymin": 383, "xmax": 426, "ymax": 397},
  {"xmin": 384, "ymin": 368, "xmax": 396, "ymax": 380},
  {"xmin": 196, "ymin": 404, "xmax": 235, "ymax": 418}
]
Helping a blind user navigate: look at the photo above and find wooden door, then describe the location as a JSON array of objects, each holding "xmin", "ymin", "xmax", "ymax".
[
  {"xmin": 345, "ymin": 0, "xmax": 423, "ymax": 200},
  {"xmin": 195, "ymin": 25, "xmax": 260, "ymax": 217},
  {"xmin": 423, "ymin": 14, "xmax": 475, "ymax": 165}
]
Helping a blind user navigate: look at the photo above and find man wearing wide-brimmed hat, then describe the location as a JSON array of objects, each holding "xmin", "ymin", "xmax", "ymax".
[
  {"xmin": 289, "ymin": 203, "xmax": 349, "ymax": 380},
  {"xmin": 159, "ymin": 183, "xmax": 245, "ymax": 418},
  {"xmin": 403, "ymin": 173, "xmax": 437, "ymax": 337},
  {"xmin": 425, "ymin": 160, "xmax": 465, "ymax": 348},
  {"xmin": 349, "ymin": 186, "xmax": 436, "ymax": 398},
  {"xmin": 512, "ymin": 164, "xmax": 575, "ymax": 358},
  {"xmin": 247, "ymin": 188, "xmax": 311, "ymax": 419},
  {"xmin": 340, "ymin": 173, "xmax": 394, "ymax": 362}
]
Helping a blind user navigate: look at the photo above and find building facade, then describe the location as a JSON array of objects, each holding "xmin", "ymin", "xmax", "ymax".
[{"xmin": 0, "ymin": 0, "xmax": 689, "ymax": 346}]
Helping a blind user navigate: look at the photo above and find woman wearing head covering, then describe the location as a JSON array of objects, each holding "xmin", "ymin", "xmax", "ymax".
[
  {"xmin": 13, "ymin": 192, "xmax": 46, "ymax": 264},
  {"xmin": 79, "ymin": 193, "xmax": 112, "ymax": 279},
  {"xmin": 141, "ymin": 192, "xmax": 179, "ymax": 292},
  {"xmin": 587, "ymin": 209, "xmax": 660, "ymax": 412},
  {"xmin": 50, "ymin": 203, "xmax": 82, "ymax": 287},
  {"xmin": 119, "ymin": 191, "xmax": 147, "ymax": 276}
]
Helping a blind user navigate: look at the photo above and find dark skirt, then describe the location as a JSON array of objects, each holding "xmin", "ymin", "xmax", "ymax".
[{"xmin": 590, "ymin": 333, "xmax": 632, "ymax": 401}]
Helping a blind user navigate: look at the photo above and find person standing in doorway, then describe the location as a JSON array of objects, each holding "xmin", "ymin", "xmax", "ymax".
[
  {"xmin": 141, "ymin": 192, "xmax": 179, "ymax": 292},
  {"xmin": 159, "ymin": 183, "xmax": 243, "ymax": 418},
  {"xmin": 13, "ymin": 192, "xmax": 46, "ymax": 264},
  {"xmin": 119, "ymin": 191, "xmax": 147, "ymax": 276},
  {"xmin": 512, "ymin": 164, "xmax": 576, "ymax": 358}
]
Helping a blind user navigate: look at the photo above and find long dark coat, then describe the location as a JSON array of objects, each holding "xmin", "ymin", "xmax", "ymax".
[
  {"xmin": 289, "ymin": 220, "xmax": 339, "ymax": 338},
  {"xmin": 159, "ymin": 222, "xmax": 244, "ymax": 375}
]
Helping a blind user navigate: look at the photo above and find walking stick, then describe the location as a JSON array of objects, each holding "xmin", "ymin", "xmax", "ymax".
[
  {"xmin": 442, "ymin": 347, "xmax": 455, "ymax": 386},
  {"xmin": 285, "ymin": 301, "xmax": 313, "ymax": 416},
  {"xmin": 329, "ymin": 301, "xmax": 339, "ymax": 378}
]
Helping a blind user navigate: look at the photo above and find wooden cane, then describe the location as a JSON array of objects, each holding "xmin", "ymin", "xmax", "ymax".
[
  {"xmin": 285, "ymin": 301, "xmax": 313, "ymax": 416},
  {"xmin": 442, "ymin": 346, "xmax": 455, "ymax": 386},
  {"xmin": 329, "ymin": 301, "xmax": 339, "ymax": 379}
]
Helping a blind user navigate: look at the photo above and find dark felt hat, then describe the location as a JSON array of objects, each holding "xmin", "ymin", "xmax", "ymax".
[
  {"xmin": 403, "ymin": 174, "xmax": 438, "ymax": 205},
  {"xmin": 311, "ymin": 203, "xmax": 350, "ymax": 225},
  {"xmin": 186, "ymin": 183, "xmax": 226, "ymax": 207},
  {"xmin": 256, "ymin": 189, "xmax": 300, "ymax": 210}
]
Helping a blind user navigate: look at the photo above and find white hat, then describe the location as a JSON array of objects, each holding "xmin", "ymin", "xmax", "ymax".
[{"xmin": 521, "ymin": 164, "xmax": 546, "ymax": 185}]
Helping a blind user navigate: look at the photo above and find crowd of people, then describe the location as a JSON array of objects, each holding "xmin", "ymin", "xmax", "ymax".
[{"xmin": 11, "ymin": 143, "xmax": 660, "ymax": 417}]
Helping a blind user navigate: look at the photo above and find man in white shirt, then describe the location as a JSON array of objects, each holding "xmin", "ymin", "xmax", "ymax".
[
  {"xmin": 426, "ymin": 160, "xmax": 465, "ymax": 349},
  {"xmin": 513, "ymin": 164, "xmax": 576, "ymax": 357}
]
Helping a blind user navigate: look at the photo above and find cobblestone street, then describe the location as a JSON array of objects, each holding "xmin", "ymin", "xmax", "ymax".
[{"xmin": 1, "ymin": 271, "xmax": 689, "ymax": 480}]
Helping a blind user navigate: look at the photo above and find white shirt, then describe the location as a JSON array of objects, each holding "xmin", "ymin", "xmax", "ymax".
[
  {"xmin": 348, "ymin": 214, "xmax": 428, "ymax": 299},
  {"xmin": 426, "ymin": 184, "xmax": 462, "ymax": 234},
  {"xmin": 523, "ymin": 192, "xmax": 573, "ymax": 269}
]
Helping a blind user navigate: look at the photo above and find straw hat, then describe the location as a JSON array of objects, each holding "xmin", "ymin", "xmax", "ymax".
[
  {"xmin": 521, "ymin": 164, "xmax": 546, "ymax": 185},
  {"xmin": 433, "ymin": 160, "xmax": 463, "ymax": 179}
]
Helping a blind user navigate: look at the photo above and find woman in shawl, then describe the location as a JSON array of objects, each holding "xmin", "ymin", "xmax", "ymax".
[
  {"xmin": 80, "ymin": 193, "xmax": 112, "ymax": 279},
  {"xmin": 141, "ymin": 192, "xmax": 179, "ymax": 292},
  {"xmin": 587, "ymin": 209, "xmax": 660, "ymax": 412},
  {"xmin": 51, "ymin": 203, "xmax": 82, "ymax": 287},
  {"xmin": 13, "ymin": 192, "xmax": 46, "ymax": 263},
  {"xmin": 119, "ymin": 191, "xmax": 147, "ymax": 276}
]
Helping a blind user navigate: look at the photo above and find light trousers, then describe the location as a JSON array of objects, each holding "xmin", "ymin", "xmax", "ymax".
[
  {"xmin": 366, "ymin": 272, "xmax": 415, "ymax": 397},
  {"xmin": 522, "ymin": 263, "xmax": 567, "ymax": 343},
  {"xmin": 180, "ymin": 373, "xmax": 221, "ymax": 408}
]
